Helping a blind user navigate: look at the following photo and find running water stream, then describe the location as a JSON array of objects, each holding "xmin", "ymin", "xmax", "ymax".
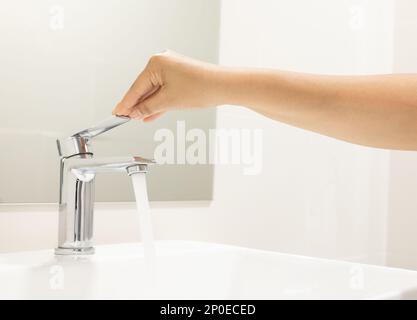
[{"xmin": 130, "ymin": 172, "xmax": 155, "ymax": 271}]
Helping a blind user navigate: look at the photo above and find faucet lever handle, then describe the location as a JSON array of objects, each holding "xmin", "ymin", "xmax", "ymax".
[{"xmin": 72, "ymin": 115, "xmax": 130, "ymax": 139}]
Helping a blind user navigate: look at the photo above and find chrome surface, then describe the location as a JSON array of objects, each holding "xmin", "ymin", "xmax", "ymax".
[
  {"xmin": 73, "ymin": 115, "xmax": 130, "ymax": 139},
  {"xmin": 56, "ymin": 136, "xmax": 93, "ymax": 158},
  {"xmin": 126, "ymin": 164, "xmax": 149, "ymax": 176},
  {"xmin": 56, "ymin": 116, "xmax": 130, "ymax": 158},
  {"xmin": 56, "ymin": 116, "xmax": 153, "ymax": 255}
]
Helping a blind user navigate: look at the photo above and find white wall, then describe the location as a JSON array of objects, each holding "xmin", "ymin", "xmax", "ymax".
[
  {"xmin": 386, "ymin": 0, "xmax": 417, "ymax": 269},
  {"xmin": 212, "ymin": 0, "xmax": 393, "ymax": 264}
]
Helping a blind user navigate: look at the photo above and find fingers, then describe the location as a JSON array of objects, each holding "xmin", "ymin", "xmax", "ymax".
[
  {"xmin": 113, "ymin": 64, "xmax": 162, "ymax": 116},
  {"xmin": 113, "ymin": 72, "xmax": 154, "ymax": 115},
  {"xmin": 129, "ymin": 89, "xmax": 168, "ymax": 120}
]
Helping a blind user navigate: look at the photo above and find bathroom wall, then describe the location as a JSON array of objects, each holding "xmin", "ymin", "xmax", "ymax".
[
  {"xmin": 386, "ymin": 0, "xmax": 417, "ymax": 270},
  {"xmin": 208, "ymin": 0, "xmax": 393, "ymax": 264}
]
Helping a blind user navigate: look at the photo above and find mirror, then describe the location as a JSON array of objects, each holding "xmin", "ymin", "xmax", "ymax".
[{"xmin": 0, "ymin": 0, "xmax": 220, "ymax": 203}]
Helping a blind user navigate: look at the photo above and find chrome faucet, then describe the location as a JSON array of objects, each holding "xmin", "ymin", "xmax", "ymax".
[{"xmin": 55, "ymin": 116, "xmax": 154, "ymax": 255}]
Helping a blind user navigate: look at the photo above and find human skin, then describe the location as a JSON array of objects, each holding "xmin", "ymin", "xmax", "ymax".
[{"xmin": 113, "ymin": 51, "xmax": 417, "ymax": 150}]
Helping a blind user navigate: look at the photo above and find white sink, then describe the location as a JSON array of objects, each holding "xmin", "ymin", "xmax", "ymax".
[{"xmin": 1, "ymin": 241, "xmax": 417, "ymax": 300}]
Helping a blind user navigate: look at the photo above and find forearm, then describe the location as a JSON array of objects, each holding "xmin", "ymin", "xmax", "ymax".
[{"xmin": 214, "ymin": 69, "xmax": 417, "ymax": 150}]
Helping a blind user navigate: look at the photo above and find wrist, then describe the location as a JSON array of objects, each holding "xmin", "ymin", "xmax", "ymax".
[
  {"xmin": 208, "ymin": 67, "xmax": 253, "ymax": 108},
  {"xmin": 202, "ymin": 66, "xmax": 237, "ymax": 107}
]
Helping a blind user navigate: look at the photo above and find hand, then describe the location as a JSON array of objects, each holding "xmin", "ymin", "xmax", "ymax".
[{"xmin": 112, "ymin": 51, "xmax": 222, "ymax": 122}]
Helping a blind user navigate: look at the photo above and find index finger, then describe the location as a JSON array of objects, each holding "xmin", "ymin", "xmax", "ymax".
[{"xmin": 113, "ymin": 69, "xmax": 157, "ymax": 116}]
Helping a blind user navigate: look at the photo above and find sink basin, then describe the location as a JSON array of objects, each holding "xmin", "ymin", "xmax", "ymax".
[{"xmin": 1, "ymin": 241, "xmax": 417, "ymax": 300}]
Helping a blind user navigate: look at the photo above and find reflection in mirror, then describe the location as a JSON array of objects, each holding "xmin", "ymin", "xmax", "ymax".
[{"xmin": 0, "ymin": 0, "xmax": 220, "ymax": 203}]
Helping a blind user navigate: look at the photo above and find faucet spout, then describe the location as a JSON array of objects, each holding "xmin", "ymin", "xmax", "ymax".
[{"xmin": 68, "ymin": 156, "xmax": 154, "ymax": 178}]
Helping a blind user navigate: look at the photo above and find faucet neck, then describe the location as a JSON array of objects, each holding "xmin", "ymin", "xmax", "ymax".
[{"xmin": 56, "ymin": 153, "xmax": 95, "ymax": 256}]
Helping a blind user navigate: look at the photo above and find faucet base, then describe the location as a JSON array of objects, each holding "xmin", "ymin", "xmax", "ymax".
[{"xmin": 54, "ymin": 247, "xmax": 95, "ymax": 256}]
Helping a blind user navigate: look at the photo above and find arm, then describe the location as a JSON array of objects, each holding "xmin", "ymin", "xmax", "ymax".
[{"xmin": 113, "ymin": 51, "xmax": 417, "ymax": 150}]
